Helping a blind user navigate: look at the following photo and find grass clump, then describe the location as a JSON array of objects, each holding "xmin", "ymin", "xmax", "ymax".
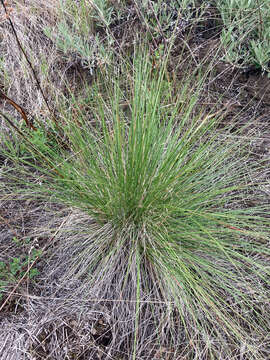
[{"xmin": 1, "ymin": 49, "xmax": 270, "ymax": 358}]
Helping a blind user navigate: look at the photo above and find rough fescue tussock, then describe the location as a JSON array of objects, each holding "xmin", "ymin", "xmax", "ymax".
[{"xmin": 1, "ymin": 48, "xmax": 270, "ymax": 359}]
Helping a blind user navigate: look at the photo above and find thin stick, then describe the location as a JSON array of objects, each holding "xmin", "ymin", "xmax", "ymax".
[
  {"xmin": 0, "ymin": 0, "xmax": 60, "ymax": 129},
  {"xmin": 0, "ymin": 89, "xmax": 37, "ymax": 130}
]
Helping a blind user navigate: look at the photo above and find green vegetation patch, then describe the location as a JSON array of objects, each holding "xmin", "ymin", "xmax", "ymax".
[{"xmin": 1, "ymin": 48, "xmax": 269, "ymax": 357}]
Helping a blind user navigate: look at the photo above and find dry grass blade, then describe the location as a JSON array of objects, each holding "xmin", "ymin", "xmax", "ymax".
[{"xmin": 0, "ymin": 213, "xmax": 71, "ymax": 313}]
